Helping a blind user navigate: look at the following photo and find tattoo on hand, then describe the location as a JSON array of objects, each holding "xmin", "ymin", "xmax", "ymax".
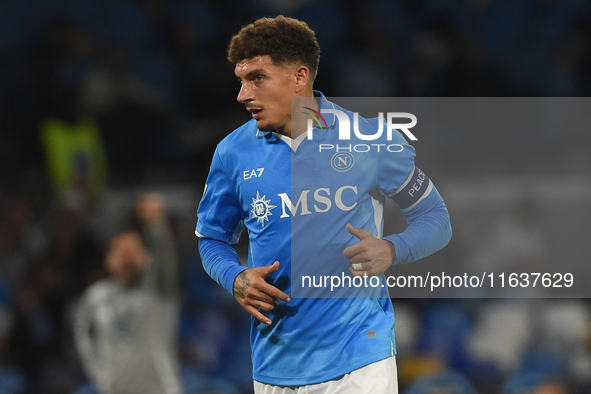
[{"xmin": 235, "ymin": 271, "xmax": 250, "ymax": 299}]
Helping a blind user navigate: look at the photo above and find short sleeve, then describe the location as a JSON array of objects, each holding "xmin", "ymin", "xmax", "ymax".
[{"xmin": 196, "ymin": 148, "xmax": 245, "ymax": 244}]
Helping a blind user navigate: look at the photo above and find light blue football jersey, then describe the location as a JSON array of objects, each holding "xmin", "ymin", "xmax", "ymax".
[{"xmin": 196, "ymin": 92, "xmax": 448, "ymax": 385}]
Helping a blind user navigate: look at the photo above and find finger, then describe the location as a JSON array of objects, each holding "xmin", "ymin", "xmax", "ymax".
[
  {"xmin": 343, "ymin": 243, "xmax": 364, "ymax": 258},
  {"xmin": 346, "ymin": 223, "xmax": 373, "ymax": 241},
  {"xmin": 245, "ymin": 305, "xmax": 272, "ymax": 325},
  {"xmin": 259, "ymin": 282, "xmax": 291, "ymax": 302},
  {"xmin": 258, "ymin": 261, "xmax": 280, "ymax": 277},
  {"xmin": 246, "ymin": 289, "xmax": 277, "ymax": 305},
  {"xmin": 346, "ymin": 252, "xmax": 369, "ymax": 264},
  {"xmin": 350, "ymin": 261, "xmax": 373, "ymax": 271},
  {"xmin": 247, "ymin": 282, "xmax": 289, "ymax": 304},
  {"xmin": 349, "ymin": 266, "xmax": 373, "ymax": 277},
  {"xmin": 251, "ymin": 300, "xmax": 278, "ymax": 312}
]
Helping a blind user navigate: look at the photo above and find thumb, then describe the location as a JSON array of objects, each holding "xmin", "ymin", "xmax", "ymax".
[
  {"xmin": 346, "ymin": 223, "xmax": 372, "ymax": 240},
  {"xmin": 259, "ymin": 261, "xmax": 280, "ymax": 277}
]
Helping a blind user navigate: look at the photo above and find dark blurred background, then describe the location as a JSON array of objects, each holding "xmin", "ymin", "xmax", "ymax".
[{"xmin": 0, "ymin": 0, "xmax": 590, "ymax": 393}]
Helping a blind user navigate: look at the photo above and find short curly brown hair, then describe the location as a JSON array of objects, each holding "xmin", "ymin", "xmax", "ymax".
[{"xmin": 228, "ymin": 16, "xmax": 320, "ymax": 78}]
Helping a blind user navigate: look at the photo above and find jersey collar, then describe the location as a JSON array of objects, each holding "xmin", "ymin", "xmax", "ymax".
[{"xmin": 314, "ymin": 90, "xmax": 337, "ymax": 130}]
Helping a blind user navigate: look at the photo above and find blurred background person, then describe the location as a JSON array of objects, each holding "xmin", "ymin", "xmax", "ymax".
[
  {"xmin": 503, "ymin": 372, "xmax": 570, "ymax": 394},
  {"xmin": 0, "ymin": 1, "xmax": 590, "ymax": 393},
  {"xmin": 40, "ymin": 87, "xmax": 109, "ymax": 212},
  {"xmin": 73, "ymin": 193, "xmax": 181, "ymax": 394}
]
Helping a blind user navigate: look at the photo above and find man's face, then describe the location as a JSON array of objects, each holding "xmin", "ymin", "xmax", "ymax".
[
  {"xmin": 235, "ymin": 56, "xmax": 299, "ymax": 135},
  {"xmin": 106, "ymin": 232, "xmax": 150, "ymax": 285}
]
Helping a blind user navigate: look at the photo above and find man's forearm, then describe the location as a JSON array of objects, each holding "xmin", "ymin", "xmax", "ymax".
[
  {"xmin": 199, "ymin": 237, "xmax": 247, "ymax": 295},
  {"xmin": 144, "ymin": 218, "xmax": 179, "ymax": 295},
  {"xmin": 385, "ymin": 185, "xmax": 452, "ymax": 265}
]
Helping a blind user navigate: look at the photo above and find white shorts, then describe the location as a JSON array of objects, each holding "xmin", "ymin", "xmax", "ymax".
[{"xmin": 253, "ymin": 356, "xmax": 398, "ymax": 394}]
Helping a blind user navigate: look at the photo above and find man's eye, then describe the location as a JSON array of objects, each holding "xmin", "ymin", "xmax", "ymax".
[{"xmin": 255, "ymin": 75, "xmax": 264, "ymax": 81}]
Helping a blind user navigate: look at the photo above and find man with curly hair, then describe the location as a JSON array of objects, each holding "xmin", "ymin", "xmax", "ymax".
[{"xmin": 196, "ymin": 16, "xmax": 452, "ymax": 393}]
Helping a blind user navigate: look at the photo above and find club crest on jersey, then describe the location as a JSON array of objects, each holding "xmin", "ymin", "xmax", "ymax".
[
  {"xmin": 251, "ymin": 191, "xmax": 276, "ymax": 227},
  {"xmin": 330, "ymin": 152, "xmax": 355, "ymax": 172}
]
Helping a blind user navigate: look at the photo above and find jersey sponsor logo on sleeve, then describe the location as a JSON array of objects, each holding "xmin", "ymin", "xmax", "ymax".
[{"xmin": 389, "ymin": 167, "xmax": 432, "ymax": 210}]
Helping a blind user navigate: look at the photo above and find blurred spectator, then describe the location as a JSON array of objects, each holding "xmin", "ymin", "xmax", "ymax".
[
  {"xmin": 405, "ymin": 370, "xmax": 478, "ymax": 394},
  {"xmin": 79, "ymin": 42, "xmax": 178, "ymax": 184},
  {"xmin": 8, "ymin": 278, "xmax": 56, "ymax": 393},
  {"xmin": 2, "ymin": 197, "xmax": 47, "ymax": 264},
  {"xmin": 0, "ymin": 216, "xmax": 29, "ymax": 304},
  {"xmin": 532, "ymin": 300, "xmax": 591, "ymax": 385},
  {"xmin": 467, "ymin": 300, "xmax": 534, "ymax": 376},
  {"xmin": 503, "ymin": 372, "xmax": 569, "ymax": 394},
  {"xmin": 0, "ymin": 304, "xmax": 25, "ymax": 394},
  {"xmin": 74, "ymin": 194, "xmax": 181, "ymax": 394},
  {"xmin": 0, "ymin": 1, "xmax": 589, "ymax": 393},
  {"xmin": 45, "ymin": 209, "xmax": 104, "ymax": 297},
  {"xmin": 40, "ymin": 88, "xmax": 108, "ymax": 211}
]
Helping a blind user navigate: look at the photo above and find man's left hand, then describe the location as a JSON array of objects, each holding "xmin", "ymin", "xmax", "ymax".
[{"xmin": 343, "ymin": 223, "xmax": 396, "ymax": 276}]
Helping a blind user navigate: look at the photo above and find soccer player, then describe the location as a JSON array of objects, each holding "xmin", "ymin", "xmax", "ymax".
[
  {"xmin": 196, "ymin": 16, "xmax": 452, "ymax": 393},
  {"xmin": 74, "ymin": 194, "xmax": 181, "ymax": 394}
]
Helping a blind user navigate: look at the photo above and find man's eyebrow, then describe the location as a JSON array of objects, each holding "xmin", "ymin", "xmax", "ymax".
[{"xmin": 236, "ymin": 68, "xmax": 266, "ymax": 80}]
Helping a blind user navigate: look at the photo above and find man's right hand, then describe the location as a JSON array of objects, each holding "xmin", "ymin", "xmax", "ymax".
[{"xmin": 233, "ymin": 261, "xmax": 290, "ymax": 325}]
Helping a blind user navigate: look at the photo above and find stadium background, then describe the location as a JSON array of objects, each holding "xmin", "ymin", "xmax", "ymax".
[{"xmin": 0, "ymin": 0, "xmax": 590, "ymax": 393}]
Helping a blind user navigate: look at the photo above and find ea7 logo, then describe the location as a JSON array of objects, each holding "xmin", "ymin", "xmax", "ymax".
[
  {"xmin": 243, "ymin": 168, "xmax": 264, "ymax": 180},
  {"xmin": 306, "ymin": 110, "xmax": 417, "ymax": 141}
]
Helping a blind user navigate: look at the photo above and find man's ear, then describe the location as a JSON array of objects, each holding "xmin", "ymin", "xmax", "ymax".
[{"xmin": 294, "ymin": 65, "xmax": 311, "ymax": 93}]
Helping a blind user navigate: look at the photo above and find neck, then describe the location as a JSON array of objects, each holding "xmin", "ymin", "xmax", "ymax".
[{"xmin": 288, "ymin": 89, "xmax": 317, "ymax": 139}]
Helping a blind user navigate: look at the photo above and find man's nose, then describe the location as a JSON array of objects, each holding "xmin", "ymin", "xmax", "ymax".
[{"xmin": 237, "ymin": 83, "xmax": 254, "ymax": 103}]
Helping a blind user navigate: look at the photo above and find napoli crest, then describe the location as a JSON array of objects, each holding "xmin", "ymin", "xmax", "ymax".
[
  {"xmin": 330, "ymin": 152, "xmax": 355, "ymax": 172},
  {"xmin": 251, "ymin": 191, "xmax": 276, "ymax": 227}
]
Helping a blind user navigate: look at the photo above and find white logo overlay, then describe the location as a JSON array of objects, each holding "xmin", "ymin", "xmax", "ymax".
[
  {"xmin": 251, "ymin": 191, "xmax": 276, "ymax": 227},
  {"xmin": 306, "ymin": 110, "xmax": 417, "ymax": 141}
]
